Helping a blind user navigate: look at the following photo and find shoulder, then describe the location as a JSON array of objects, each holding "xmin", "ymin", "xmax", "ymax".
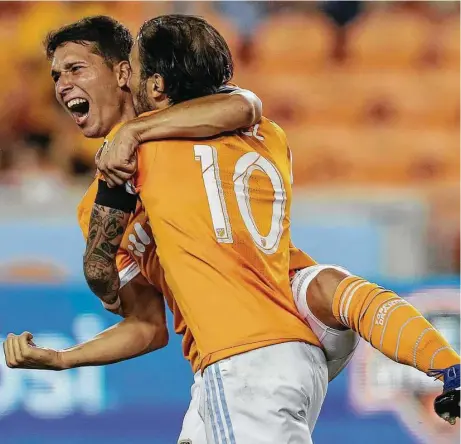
[
  {"xmin": 137, "ymin": 139, "xmax": 187, "ymax": 161},
  {"xmin": 257, "ymin": 117, "xmax": 288, "ymax": 145},
  {"xmin": 262, "ymin": 117, "xmax": 286, "ymax": 136},
  {"xmin": 138, "ymin": 138, "xmax": 191, "ymax": 156},
  {"xmin": 134, "ymin": 140, "xmax": 181, "ymax": 190}
]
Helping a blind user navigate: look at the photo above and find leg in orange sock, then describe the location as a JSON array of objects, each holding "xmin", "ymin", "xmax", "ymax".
[
  {"xmin": 331, "ymin": 276, "xmax": 460, "ymax": 374},
  {"xmin": 292, "ymin": 266, "xmax": 460, "ymax": 423}
]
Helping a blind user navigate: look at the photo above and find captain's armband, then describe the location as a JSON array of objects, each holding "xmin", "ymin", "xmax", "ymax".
[{"xmin": 95, "ymin": 179, "xmax": 138, "ymax": 213}]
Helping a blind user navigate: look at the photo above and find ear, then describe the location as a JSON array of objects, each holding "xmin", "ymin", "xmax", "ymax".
[
  {"xmin": 115, "ymin": 61, "xmax": 131, "ymax": 88},
  {"xmin": 148, "ymin": 73, "xmax": 166, "ymax": 99}
]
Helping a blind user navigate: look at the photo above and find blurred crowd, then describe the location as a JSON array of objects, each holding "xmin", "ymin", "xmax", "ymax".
[{"xmin": 0, "ymin": 1, "xmax": 458, "ymax": 183}]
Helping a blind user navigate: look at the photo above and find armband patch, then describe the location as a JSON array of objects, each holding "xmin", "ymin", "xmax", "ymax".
[{"xmin": 95, "ymin": 179, "xmax": 138, "ymax": 213}]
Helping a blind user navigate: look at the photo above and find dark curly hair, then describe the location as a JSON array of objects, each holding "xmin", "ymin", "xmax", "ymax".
[{"xmin": 137, "ymin": 14, "xmax": 234, "ymax": 104}]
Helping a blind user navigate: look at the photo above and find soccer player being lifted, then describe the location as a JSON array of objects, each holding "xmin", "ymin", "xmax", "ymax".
[{"xmin": 4, "ymin": 14, "xmax": 459, "ymax": 441}]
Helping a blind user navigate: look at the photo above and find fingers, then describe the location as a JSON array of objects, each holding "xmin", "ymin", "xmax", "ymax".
[
  {"xmin": 109, "ymin": 170, "xmax": 134, "ymax": 186},
  {"xmin": 95, "ymin": 134, "xmax": 138, "ymax": 188},
  {"xmin": 97, "ymin": 156, "xmax": 136, "ymax": 174},
  {"xmin": 99, "ymin": 167, "xmax": 135, "ymax": 187},
  {"xmin": 4, "ymin": 332, "xmax": 35, "ymax": 368},
  {"xmin": 101, "ymin": 172, "xmax": 117, "ymax": 188},
  {"xmin": 108, "ymin": 160, "xmax": 137, "ymax": 174},
  {"xmin": 94, "ymin": 145, "xmax": 104, "ymax": 164},
  {"xmin": 4, "ymin": 335, "xmax": 16, "ymax": 367},
  {"xmin": 4, "ymin": 334, "xmax": 18, "ymax": 367},
  {"xmin": 107, "ymin": 167, "xmax": 136, "ymax": 181},
  {"xmin": 104, "ymin": 173, "xmax": 126, "ymax": 187},
  {"xmin": 18, "ymin": 331, "xmax": 34, "ymax": 356},
  {"xmin": 11, "ymin": 334, "xmax": 23, "ymax": 365}
]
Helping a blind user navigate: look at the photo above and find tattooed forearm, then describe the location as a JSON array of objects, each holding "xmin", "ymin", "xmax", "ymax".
[{"xmin": 83, "ymin": 204, "xmax": 130, "ymax": 304}]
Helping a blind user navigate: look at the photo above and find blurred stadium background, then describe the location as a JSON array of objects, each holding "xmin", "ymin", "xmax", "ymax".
[{"xmin": 0, "ymin": 1, "xmax": 459, "ymax": 443}]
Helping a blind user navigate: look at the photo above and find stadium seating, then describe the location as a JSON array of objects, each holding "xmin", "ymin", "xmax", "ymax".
[
  {"xmin": 0, "ymin": 2, "xmax": 458, "ymax": 189},
  {"xmin": 285, "ymin": 125, "xmax": 459, "ymax": 186},
  {"xmin": 252, "ymin": 12, "xmax": 335, "ymax": 74},
  {"xmin": 347, "ymin": 9, "xmax": 432, "ymax": 70}
]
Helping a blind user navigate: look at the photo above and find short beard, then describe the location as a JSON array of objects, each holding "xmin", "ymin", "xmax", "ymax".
[{"xmin": 134, "ymin": 78, "xmax": 152, "ymax": 115}]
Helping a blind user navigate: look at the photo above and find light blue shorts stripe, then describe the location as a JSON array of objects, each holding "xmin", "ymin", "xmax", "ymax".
[
  {"xmin": 214, "ymin": 364, "xmax": 236, "ymax": 444},
  {"xmin": 204, "ymin": 368, "xmax": 221, "ymax": 444}
]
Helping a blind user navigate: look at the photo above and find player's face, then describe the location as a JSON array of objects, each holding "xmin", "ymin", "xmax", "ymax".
[
  {"xmin": 128, "ymin": 40, "xmax": 154, "ymax": 116},
  {"xmin": 51, "ymin": 42, "xmax": 125, "ymax": 138}
]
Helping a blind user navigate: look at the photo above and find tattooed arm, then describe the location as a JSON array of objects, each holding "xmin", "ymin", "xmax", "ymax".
[
  {"xmin": 83, "ymin": 180, "xmax": 137, "ymax": 307},
  {"xmin": 83, "ymin": 204, "xmax": 130, "ymax": 306}
]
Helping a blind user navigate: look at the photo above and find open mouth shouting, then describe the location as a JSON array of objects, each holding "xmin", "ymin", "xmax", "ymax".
[{"xmin": 66, "ymin": 97, "xmax": 90, "ymax": 126}]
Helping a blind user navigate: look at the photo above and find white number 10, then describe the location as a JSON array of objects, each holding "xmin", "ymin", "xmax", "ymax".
[{"xmin": 194, "ymin": 145, "xmax": 287, "ymax": 255}]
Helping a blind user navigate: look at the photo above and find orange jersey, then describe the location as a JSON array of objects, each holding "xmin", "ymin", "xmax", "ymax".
[
  {"xmin": 77, "ymin": 177, "xmax": 316, "ymax": 372},
  {"xmin": 289, "ymin": 242, "xmax": 316, "ymax": 272},
  {"xmin": 77, "ymin": 121, "xmax": 318, "ymax": 372},
  {"xmin": 131, "ymin": 115, "xmax": 321, "ymax": 370}
]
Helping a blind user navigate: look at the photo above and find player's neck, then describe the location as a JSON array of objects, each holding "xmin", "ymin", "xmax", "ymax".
[
  {"xmin": 103, "ymin": 94, "xmax": 137, "ymax": 137},
  {"xmin": 119, "ymin": 93, "xmax": 137, "ymax": 124}
]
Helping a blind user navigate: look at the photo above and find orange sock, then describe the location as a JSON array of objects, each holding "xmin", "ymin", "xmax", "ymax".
[{"xmin": 332, "ymin": 276, "xmax": 460, "ymax": 375}]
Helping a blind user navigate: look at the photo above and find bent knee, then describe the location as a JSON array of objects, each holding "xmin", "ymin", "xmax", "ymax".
[
  {"xmin": 307, "ymin": 267, "xmax": 350, "ymax": 330},
  {"xmin": 313, "ymin": 268, "xmax": 349, "ymax": 300}
]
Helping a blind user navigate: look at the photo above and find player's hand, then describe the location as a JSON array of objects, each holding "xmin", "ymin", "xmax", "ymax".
[
  {"xmin": 96, "ymin": 123, "xmax": 139, "ymax": 188},
  {"xmin": 3, "ymin": 332, "xmax": 64, "ymax": 371}
]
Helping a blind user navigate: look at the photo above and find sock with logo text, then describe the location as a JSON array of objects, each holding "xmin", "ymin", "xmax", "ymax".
[{"xmin": 332, "ymin": 276, "xmax": 460, "ymax": 377}]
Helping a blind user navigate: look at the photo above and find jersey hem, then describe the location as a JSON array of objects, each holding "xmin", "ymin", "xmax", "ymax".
[{"xmin": 198, "ymin": 335, "xmax": 321, "ymax": 373}]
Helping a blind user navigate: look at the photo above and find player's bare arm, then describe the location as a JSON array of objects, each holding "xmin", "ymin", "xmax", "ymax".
[
  {"xmin": 97, "ymin": 88, "xmax": 262, "ymax": 187},
  {"xmin": 83, "ymin": 204, "xmax": 130, "ymax": 307},
  {"xmin": 3, "ymin": 274, "xmax": 168, "ymax": 370},
  {"xmin": 83, "ymin": 180, "xmax": 137, "ymax": 309}
]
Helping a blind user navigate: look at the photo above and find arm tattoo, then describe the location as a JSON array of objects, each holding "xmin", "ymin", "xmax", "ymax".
[{"xmin": 83, "ymin": 204, "xmax": 130, "ymax": 305}]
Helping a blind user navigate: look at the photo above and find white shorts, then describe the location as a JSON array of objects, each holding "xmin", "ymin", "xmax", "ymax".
[
  {"xmin": 291, "ymin": 266, "xmax": 360, "ymax": 381},
  {"xmin": 178, "ymin": 341, "xmax": 328, "ymax": 444},
  {"xmin": 178, "ymin": 371, "xmax": 207, "ymax": 444}
]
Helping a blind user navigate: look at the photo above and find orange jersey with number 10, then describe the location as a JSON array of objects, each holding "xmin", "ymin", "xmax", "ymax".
[
  {"xmin": 77, "ymin": 124, "xmax": 317, "ymax": 374},
  {"xmin": 133, "ymin": 115, "xmax": 320, "ymax": 370},
  {"xmin": 77, "ymin": 177, "xmax": 317, "ymax": 374}
]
